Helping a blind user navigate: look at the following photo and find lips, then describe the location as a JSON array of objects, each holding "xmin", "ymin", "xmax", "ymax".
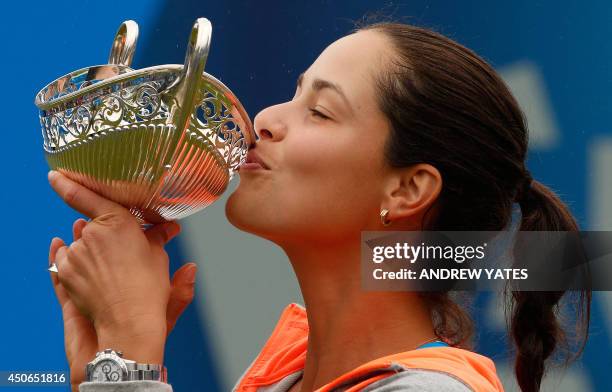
[{"xmin": 241, "ymin": 150, "xmax": 270, "ymax": 170}]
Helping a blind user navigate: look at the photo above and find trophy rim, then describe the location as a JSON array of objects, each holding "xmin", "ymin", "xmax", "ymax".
[
  {"xmin": 34, "ymin": 64, "xmax": 135, "ymax": 108},
  {"xmin": 35, "ymin": 63, "xmax": 255, "ymax": 147}
]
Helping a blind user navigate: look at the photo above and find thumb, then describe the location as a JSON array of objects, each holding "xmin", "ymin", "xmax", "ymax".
[{"xmin": 166, "ymin": 263, "xmax": 197, "ymax": 335}]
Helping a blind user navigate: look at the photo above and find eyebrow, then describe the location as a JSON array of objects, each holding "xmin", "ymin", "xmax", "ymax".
[{"xmin": 297, "ymin": 72, "xmax": 354, "ymax": 114}]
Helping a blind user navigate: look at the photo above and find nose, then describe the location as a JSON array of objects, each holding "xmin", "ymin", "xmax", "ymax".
[{"xmin": 253, "ymin": 103, "xmax": 289, "ymax": 143}]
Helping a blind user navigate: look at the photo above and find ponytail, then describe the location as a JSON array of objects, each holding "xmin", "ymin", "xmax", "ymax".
[{"xmin": 510, "ymin": 177, "xmax": 591, "ymax": 392}]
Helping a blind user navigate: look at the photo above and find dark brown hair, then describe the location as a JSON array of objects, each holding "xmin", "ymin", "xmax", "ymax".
[{"xmin": 358, "ymin": 22, "xmax": 591, "ymax": 392}]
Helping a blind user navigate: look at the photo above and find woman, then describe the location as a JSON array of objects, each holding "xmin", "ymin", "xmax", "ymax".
[{"xmin": 48, "ymin": 22, "xmax": 591, "ymax": 392}]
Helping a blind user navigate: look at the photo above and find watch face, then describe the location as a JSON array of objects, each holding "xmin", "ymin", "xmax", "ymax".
[{"xmin": 92, "ymin": 359, "xmax": 122, "ymax": 382}]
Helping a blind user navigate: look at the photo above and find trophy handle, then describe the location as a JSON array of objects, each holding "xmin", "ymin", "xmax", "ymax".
[
  {"xmin": 108, "ymin": 20, "xmax": 139, "ymax": 66},
  {"xmin": 143, "ymin": 18, "xmax": 212, "ymax": 198},
  {"xmin": 169, "ymin": 18, "xmax": 212, "ymax": 130}
]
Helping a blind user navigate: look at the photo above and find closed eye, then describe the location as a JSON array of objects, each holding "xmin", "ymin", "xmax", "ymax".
[{"xmin": 309, "ymin": 108, "xmax": 331, "ymax": 120}]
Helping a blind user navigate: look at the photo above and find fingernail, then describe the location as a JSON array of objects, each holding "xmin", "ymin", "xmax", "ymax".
[
  {"xmin": 186, "ymin": 265, "xmax": 197, "ymax": 284},
  {"xmin": 48, "ymin": 170, "xmax": 57, "ymax": 181}
]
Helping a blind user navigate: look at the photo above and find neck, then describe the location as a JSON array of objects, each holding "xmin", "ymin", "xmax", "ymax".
[{"xmin": 281, "ymin": 236, "xmax": 437, "ymax": 391}]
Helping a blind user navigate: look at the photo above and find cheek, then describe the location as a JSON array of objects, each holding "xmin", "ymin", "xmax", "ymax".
[{"xmin": 279, "ymin": 134, "xmax": 384, "ymax": 228}]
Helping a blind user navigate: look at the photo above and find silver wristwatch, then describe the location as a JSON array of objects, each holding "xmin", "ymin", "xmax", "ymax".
[{"xmin": 85, "ymin": 349, "xmax": 167, "ymax": 383}]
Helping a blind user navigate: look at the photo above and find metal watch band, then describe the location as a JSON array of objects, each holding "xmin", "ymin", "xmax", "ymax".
[{"xmin": 125, "ymin": 363, "xmax": 167, "ymax": 382}]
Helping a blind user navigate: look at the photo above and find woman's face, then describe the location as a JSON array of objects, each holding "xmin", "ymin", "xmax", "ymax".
[{"xmin": 226, "ymin": 30, "xmax": 393, "ymax": 245}]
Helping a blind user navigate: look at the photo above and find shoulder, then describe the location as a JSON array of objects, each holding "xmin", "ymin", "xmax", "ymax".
[
  {"xmin": 377, "ymin": 346, "xmax": 502, "ymax": 391},
  {"xmin": 361, "ymin": 369, "xmax": 472, "ymax": 392}
]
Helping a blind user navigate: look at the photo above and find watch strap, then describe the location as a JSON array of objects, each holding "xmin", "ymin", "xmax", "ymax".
[{"xmin": 125, "ymin": 363, "xmax": 167, "ymax": 382}]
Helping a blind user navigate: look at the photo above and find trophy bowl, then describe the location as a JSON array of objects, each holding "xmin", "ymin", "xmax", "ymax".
[{"xmin": 35, "ymin": 18, "xmax": 256, "ymax": 224}]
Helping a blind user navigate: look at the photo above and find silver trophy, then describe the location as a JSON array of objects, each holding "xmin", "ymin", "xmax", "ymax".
[{"xmin": 36, "ymin": 18, "xmax": 255, "ymax": 225}]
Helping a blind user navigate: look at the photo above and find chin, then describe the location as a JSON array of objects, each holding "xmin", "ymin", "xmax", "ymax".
[
  {"xmin": 226, "ymin": 191, "xmax": 263, "ymax": 233},
  {"xmin": 225, "ymin": 192, "xmax": 286, "ymax": 243},
  {"xmin": 225, "ymin": 191, "xmax": 247, "ymax": 227}
]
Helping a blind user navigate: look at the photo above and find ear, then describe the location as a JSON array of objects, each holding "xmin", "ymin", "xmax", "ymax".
[{"xmin": 381, "ymin": 163, "xmax": 442, "ymax": 225}]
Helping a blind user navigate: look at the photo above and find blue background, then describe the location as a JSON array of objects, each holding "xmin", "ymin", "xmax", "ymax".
[{"xmin": 2, "ymin": 0, "xmax": 610, "ymax": 391}]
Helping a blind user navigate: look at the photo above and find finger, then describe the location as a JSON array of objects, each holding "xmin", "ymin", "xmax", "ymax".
[
  {"xmin": 48, "ymin": 237, "xmax": 64, "ymax": 275},
  {"xmin": 166, "ymin": 263, "xmax": 197, "ymax": 334},
  {"xmin": 49, "ymin": 238, "xmax": 69, "ymax": 306},
  {"xmin": 73, "ymin": 218, "xmax": 88, "ymax": 242},
  {"xmin": 48, "ymin": 170, "xmax": 126, "ymax": 219},
  {"xmin": 54, "ymin": 245, "xmax": 69, "ymax": 275},
  {"xmin": 144, "ymin": 221, "xmax": 181, "ymax": 248}
]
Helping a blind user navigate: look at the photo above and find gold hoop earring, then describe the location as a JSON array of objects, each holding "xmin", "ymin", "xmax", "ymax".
[{"xmin": 380, "ymin": 208, "xmax": 392, "ymax": 227}]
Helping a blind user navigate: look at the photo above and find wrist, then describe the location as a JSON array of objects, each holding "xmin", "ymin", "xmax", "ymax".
[
  {"xmin": 97, "ymin": 332, "xmax": 166, "ymax": 365},
  {"xmin": 95, "ymin": 317, "xmax": 167, "ymax": 364}
]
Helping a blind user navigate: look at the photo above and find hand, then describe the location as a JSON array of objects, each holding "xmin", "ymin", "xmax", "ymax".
[
  {"xmin": 48, "ymin": 171, "xmax": 198, "ymax": 385},
  {"xmin": 50, "ymin": 217, "xmax": 198, "ymax": 390}
]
